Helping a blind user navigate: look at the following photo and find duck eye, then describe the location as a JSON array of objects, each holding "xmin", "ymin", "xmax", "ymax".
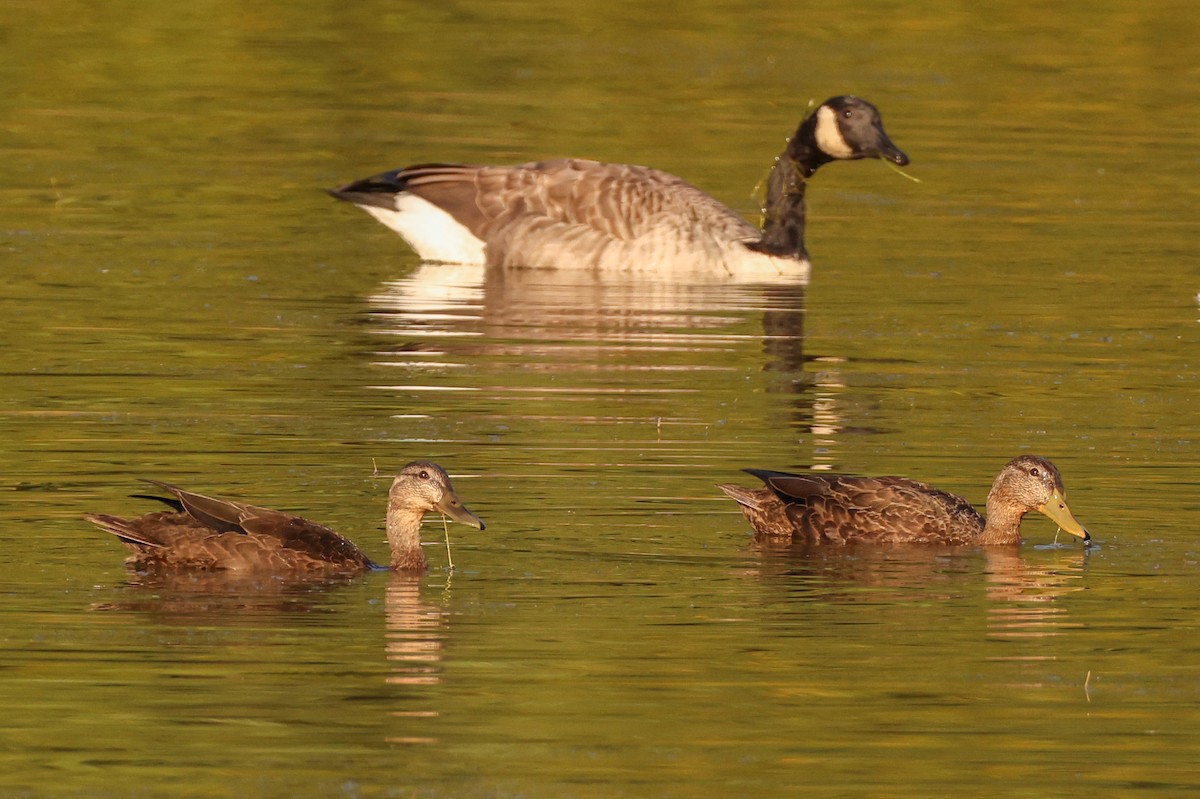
[
  {"xmin": 419, "ymin": 470, "xmax": 430, "ymax": 480},
  {"xmin": 1029, "ymin": 467, "xmax": 1040, "ymax": 476}
]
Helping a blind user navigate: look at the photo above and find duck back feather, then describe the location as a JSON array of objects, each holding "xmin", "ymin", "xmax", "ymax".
[
  {"xmin": 86, "ymin": 463, "xmax": 486, "ymax": 574},
  {"xmin": 86, "ymin": 480, "xmax": 377, "ymax": 573},
  {"xmin": 720, "ymin": 457, "xmax": 1091, "ymax": 547}
]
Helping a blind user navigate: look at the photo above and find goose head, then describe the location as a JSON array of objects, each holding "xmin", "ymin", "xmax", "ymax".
[{"xmin": 808, "ymin": 95, "xmax": 909, "ymax": 167}]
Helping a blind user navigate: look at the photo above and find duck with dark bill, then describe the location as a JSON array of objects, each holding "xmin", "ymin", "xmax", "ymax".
[{"xmin": 85, "ymin": 461, "xmax": 484, "ymax": 574}]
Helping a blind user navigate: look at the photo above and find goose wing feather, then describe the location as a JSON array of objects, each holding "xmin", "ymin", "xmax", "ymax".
[{"xmin": 399, "ymin": 159, "xmax": 760, "ymax": 268}]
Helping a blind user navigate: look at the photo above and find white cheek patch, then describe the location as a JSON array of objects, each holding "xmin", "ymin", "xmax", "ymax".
[
  {"xmin": 358, "ymin": 194, "xmax": 487, "ymax": 265},
  {"xmin": 814, "ymin": 105, "xmax": 856, "ymax": 159}
]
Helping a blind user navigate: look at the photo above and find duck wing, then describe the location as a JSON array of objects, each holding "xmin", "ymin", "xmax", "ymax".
[
  {"xmin": 134, "ymin": 481, "xmax": 374, "ymax": 570},
  {"xmin": 139, "ymin": 479, "xmax": 285, "ymax": 533},
  {"xmin": 243, "ymin": 515, "xmax": 376, "ymax": 568},
  {"xmin": 744, "ymin": 469, "xmax": 984, "ymax": 545}
]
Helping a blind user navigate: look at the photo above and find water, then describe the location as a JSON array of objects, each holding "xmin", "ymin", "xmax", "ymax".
[{"xmin": 3, "ymin": 1, "xmax": 1199, "ymax": 797}]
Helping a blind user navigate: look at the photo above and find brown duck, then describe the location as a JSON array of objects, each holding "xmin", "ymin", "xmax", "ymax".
[
  {"xmin": 85, "ymin": 461, "xmax": 485, "ymax": 574},
  {"xmin": 718, "ymin": 455, "xmax": 1090, "ymax": 546}
]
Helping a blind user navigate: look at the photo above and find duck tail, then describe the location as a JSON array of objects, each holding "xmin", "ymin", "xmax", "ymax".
[
  {"xmin": 718, "ymin": 483, "xmax": 767, "ymax": 510},
  {"xmin": 83, "ymin": 513, "xmax": 165, "ymax": 550}
]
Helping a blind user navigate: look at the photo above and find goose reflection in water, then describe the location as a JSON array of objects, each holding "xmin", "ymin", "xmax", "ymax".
[
  {"xmin": 365, "ymin": 263, "xmax": 811, "ymax": 362},
  {"xmin": 363, "ymin": 263, "xmax": 835, "ymax": 454}
]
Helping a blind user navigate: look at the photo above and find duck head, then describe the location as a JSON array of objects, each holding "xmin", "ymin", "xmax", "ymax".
[
  {"xmin": 988, "ymin": 455, "xmax": 1090, "ymax": 542},
  {"xmin": 390, "ymin": 460, "xmax": 485, "ymax": 530}
]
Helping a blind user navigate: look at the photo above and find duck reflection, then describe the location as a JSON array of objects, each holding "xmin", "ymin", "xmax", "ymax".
[
  {"xmin": 383, "ymin": 573, "xmax": 448, "ymax": 746},
  {"xmin": 746, "ymin": 542, "xmax": 976, "ymax": 602},
  {"xmin": 384, "ymin": 573, "xmax": 446, "ymax": 687},
  {"xmin": 746, "ymin": 542, "xmax": 1087, "ymax": 638},
  {"xmin": 89, "ymin": 570, "xmax": 363, "ymax": 618},
  {"xmin": 92, "ymin": 570, "xmax": 452, "ymax": 745},
  {"xmin": 980, "ymin": 547, "xmax": 1088, "ymax": 640}
]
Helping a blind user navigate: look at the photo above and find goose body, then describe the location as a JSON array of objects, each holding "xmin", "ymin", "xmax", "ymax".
[
  {"xmin": 329, "ymin": 95, "xmax": 909, "ymax": 280},
  {"xmin": 85, "ymin": 461, "xmax": 485, "ymax": 574},
  {"xmin": 719, "ymin": 455, "xmax": 1091, "ymax": 547}
]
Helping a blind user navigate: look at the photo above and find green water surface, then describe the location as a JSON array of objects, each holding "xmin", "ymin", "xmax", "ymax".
[{"xmin": 2, "ymin": 1, "xmax": 1198, "ymax": 797}]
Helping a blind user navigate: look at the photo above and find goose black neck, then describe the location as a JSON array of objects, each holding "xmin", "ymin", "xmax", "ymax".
[{"xmin": 750, "ymin": 114, "xmax": 833, "ymax": 259}]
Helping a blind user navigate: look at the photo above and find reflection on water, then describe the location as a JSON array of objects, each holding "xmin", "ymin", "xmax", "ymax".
[
  {"xmin": 746, "ymin": 540, "xmax": 974, "ymax": 598},
  {"xmin": 368, "ymin": 262, "xmax": 807, "ymax": 349},
  {"xmin": 364, "ymin": 262, "xmax": 835, "ymax": 459},
  {"xmin": 384, "ymin": 576, "xmax": 444, "ymax": 687},
  {"xmin": 90, "ymin": 571, "xmax": 363, "ymax": 620},
  {"xmin": 747, "ymin": 542, "xmax": 1087, "ymax": 640},
  {"xmin": 384, "ymin": 574, "xmax": 446, "ymax": 745},
  {"xmin": 93, "ymin": 569, "xmax": 454, "ymax": 749},
  {"xmin": 982, "ymin": 547, "xmax": 1087, "ymax": 641},
  {"xmin": 5, "ymin": 0, "xmax": 1200, "ymax": 792}
]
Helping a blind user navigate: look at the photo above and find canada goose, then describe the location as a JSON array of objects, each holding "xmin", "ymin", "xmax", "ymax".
[
  {"xmin": 328, "ymin": 95, "xmax": 908, "ymax": 280},
  {"xmin": 85, "ymin": 462, "xmax": 485, "ymax": 574},
  {"xmin": 719, "ymin": 455, "xmax": 1091, "ymax": 546}
]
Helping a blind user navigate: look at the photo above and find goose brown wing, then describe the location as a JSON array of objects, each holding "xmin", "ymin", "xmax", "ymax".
[
  {"xmin": 394, "ymin": 159, "xmax": 757, "ymax": 264},
  {"xmin": 485, "ymin": 159, "xmax": 752, "ymax": 234}
]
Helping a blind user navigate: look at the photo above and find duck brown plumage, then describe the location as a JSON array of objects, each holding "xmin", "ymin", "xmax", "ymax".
[
  {"xmin": 85, "ymin": 461, "xmax": 485, "ymax": 574},
  {"xmin": 718, "ymin": 455, "xmax": 1090, "ymax": 546}
]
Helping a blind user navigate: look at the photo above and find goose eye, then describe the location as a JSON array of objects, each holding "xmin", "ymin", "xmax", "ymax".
[{"xmin": 842, "ymin": 109, "xmax": 853, "ymax": 119}]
